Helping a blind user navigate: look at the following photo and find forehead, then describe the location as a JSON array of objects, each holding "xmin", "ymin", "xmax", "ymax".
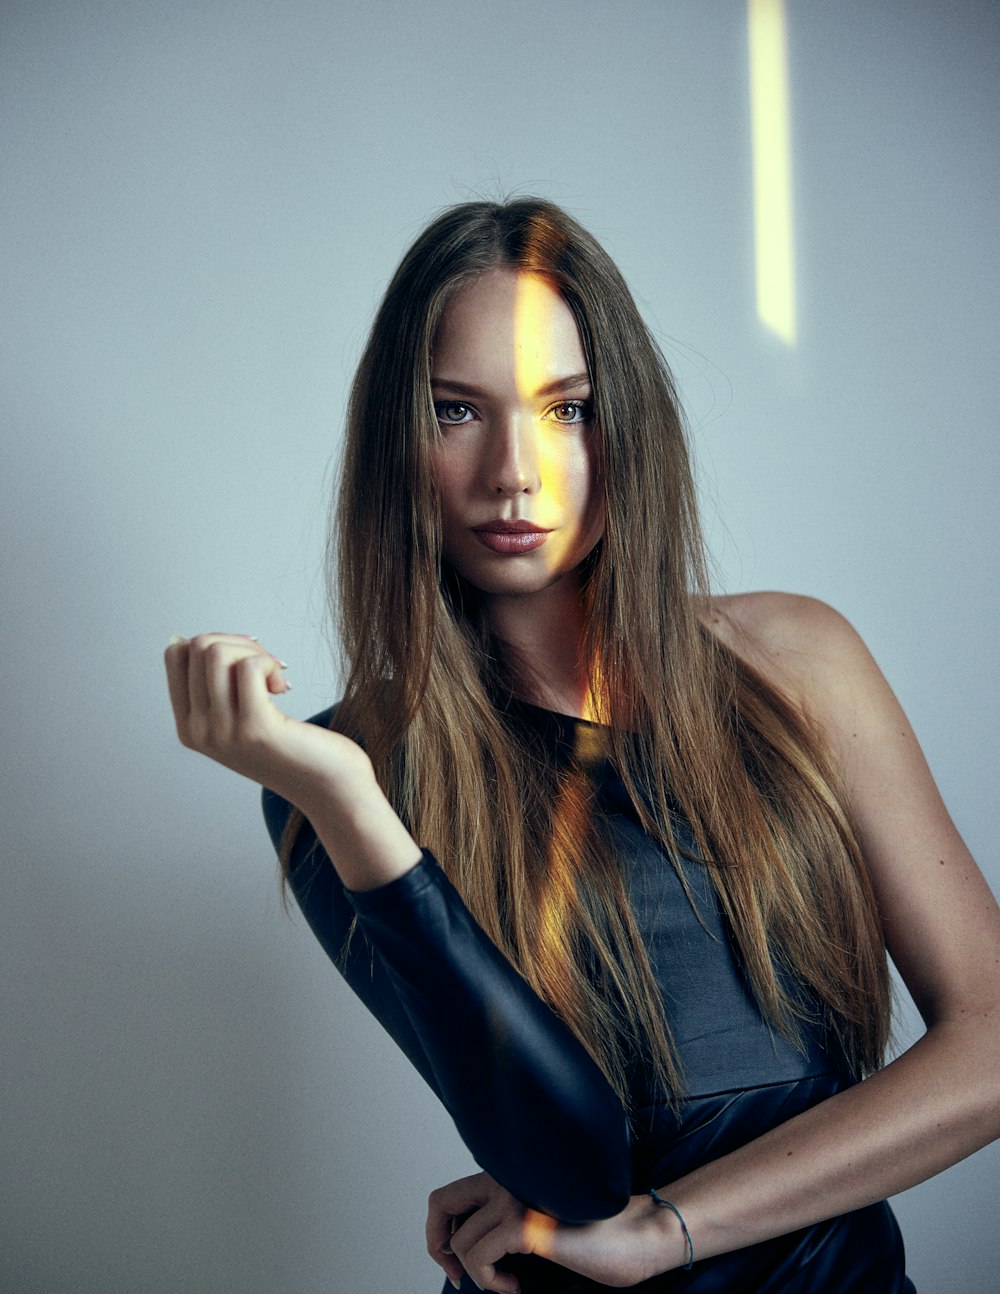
[{"xmin": 431, "ymin": 269, "xmax": 588, "ymax": 393}]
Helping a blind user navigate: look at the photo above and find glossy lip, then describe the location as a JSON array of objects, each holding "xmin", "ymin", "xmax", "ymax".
[
  {"xmin": 471, "ymin": 521, "xmax": 551, "ymax": 555},
  {"xmin": 472, "ymin": 519, "xmax": 551, "ymax": 534}
]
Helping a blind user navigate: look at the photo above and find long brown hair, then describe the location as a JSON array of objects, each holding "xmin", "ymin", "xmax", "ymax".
[{"xmin": 285, "ymin": 198, "xmax": 891, "ymax": 1108}]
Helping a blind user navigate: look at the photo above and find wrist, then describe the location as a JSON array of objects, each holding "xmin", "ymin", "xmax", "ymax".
[
  {"xmin": 647, "ymin": 1190, "xmax": 695, "ymax": 1272},
  {"xmin": 300, "ymin": 763, "xmax": 423, "ymax": 892},
  {"xmin": 293, "ymin": 747, "xmax": 378, "ymax": 818}
]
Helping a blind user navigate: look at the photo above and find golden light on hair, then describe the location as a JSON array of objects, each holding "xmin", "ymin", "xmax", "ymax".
[{"xmin": 748, "ymin": 0, "xmax": 796, "ymax": 345}]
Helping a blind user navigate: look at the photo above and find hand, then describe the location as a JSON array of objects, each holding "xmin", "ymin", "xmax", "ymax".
[
  {"xmin": 164, "ymin": 633, "xmax": 373, "ymax": 814},
  {"xmin": 426, "ymin": 1172, "xmax": 684, "ymax": 1292}
]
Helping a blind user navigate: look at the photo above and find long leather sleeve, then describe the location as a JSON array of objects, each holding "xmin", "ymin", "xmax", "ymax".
[{"xmin": 262, "ymin": 786, "xmax": 632, "ymax": 1223}]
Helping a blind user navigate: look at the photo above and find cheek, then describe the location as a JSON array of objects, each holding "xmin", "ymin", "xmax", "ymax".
[
  {"xmin": 572, "ymin": 446, "xmax": 604, "ymax": 544},
  {"xmin": 429, "ymin": 449, "xmax": 460, "ymax": 508},
  {"xmin": 545, "ymin": 442, "xmax": 598, "ymax": 519},
  {"xmin": 581, "ymin": 436, "xmax": 604, "ymax": 524}
]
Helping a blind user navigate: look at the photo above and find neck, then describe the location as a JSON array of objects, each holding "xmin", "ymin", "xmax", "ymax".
[{"xmin": 483, "ymin": 578, "xmax": 598, "ymax": 720}]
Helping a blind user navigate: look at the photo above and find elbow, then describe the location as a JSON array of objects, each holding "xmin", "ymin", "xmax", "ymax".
[
  {"xmin": 973, "ymin": 1019, "xmax": 1000, "ymax": 1143},
  {"xmin": 927, "ymin": 1009, "xmax": 1000, "ymax": 1146},
  {"xmin": 513, "ymin": 1089, "xmax": 633, "ymax": 1224},
  {"xmin": 511, "ymin": 1166, "xmax": 632, "ymax": 1226},
  {"xmin": 529, "ymin": 1154, "xmax": 633, "ymax": 1225},
  {"xmin": 467, "ymin": 1102, "xmax": 633, "ymax": 1224}
]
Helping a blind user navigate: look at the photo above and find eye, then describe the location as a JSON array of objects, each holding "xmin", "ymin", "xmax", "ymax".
[
  {"xmin": 546, "ymin": 400, "xmax": 592, "ymax": 425},
  {"xmin": 434, "ymin": 400, "xmax": 477, "ymax": 425}
]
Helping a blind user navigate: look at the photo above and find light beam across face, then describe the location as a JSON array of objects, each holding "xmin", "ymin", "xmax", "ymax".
[{"xmin": 430, "ymin": 268, "xmax": 604, "ymax": 603}]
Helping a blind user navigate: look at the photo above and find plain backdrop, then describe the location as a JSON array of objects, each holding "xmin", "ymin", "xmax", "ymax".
[{"xmin": 2, "ymin": 2, "xmax": 997, "ymax": 1291}]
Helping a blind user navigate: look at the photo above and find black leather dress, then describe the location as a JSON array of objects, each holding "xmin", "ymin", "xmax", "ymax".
[{"xmin": 262, "ymin": 704, "xmax": 914, "ymax": 1292}]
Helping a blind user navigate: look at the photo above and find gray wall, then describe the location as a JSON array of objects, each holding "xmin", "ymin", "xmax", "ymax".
[{"xmin": 2, "ymin": 2, "xmax": 997, "ymax": 1290}]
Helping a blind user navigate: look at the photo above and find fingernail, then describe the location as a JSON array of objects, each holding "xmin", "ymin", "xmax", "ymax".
[
  {"xmin": 449, "ymin": 1280, "xmax": 461, "ymax": 1291},
  {"xmin": 168, "ymin": 634, "xmax": 187, "ymax": 646},
  {"xmin": 283, "ymin": 679, "xmax": 293, "ymax": 691},
  {"xmin": 277, "ymin": 659, "xmax": 289, "ymax": 669}
]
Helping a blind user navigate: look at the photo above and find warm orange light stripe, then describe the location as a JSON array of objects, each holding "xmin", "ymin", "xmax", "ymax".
[
  {"xmin": 512, "ymin": 275, "xmax": 603, "ymax": 721},
  {"xmin": 748, "ymin": 0, "xmax": 796, "ymax": 344}
]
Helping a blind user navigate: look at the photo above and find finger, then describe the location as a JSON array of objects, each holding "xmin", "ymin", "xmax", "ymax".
[
  {"xmin": 200, "ymin": 633, "xmax": 291, "ymax": 696},
  {"xmin": 489, "ymin": 1272, "xmax": 520, "ymax": 1294},
  {"xmin": 430, "ymin": 1176, "xmax": 526, "ymax": 1294},
  {"xmin": 428, "ymin": 1174, "xmax": 492, "ymax": 1216},
  {"xmin": 450, "ymin": 1208, "xmax": 502, "ymax": 1258},
  {"xmin": 427, "ymin": 1178, "xmax": 490, "ymax": 1242},
  {"xmin": 189, "ymin": 634, "xmax": 289, "ymax": 718},
  {"xmin": 265, "ymin": 661, "xmax": 292, "ymax": 695},
  {"xmin": 200, "ymin": 639, "xmax": 284, "ymax": 719},
  {"xmin": 465, "ymin": 1253, "xmax": 521, "ymax": 1293},
  {"xmin": 460, "ymin": 1240, "xmax": 521, "ymax": 1294},
  {"xmin": 427, "ymin": 1200, "xmax": 476, "ymax": 1288},
  {"xmin": 186, "ymin": 633, "xmax": 214, "ymax": 718},
  {"xmin": 233, "ymin": 651, "xmax": 281, "ymax": 731},
  {"xmin": 429, "ymin": 1246, "xmax": 465, "ymax": 1292},
  {"xmin": 185, "ymin": 632, "xmax": 284, "ymax": 665},
  {"xmin": 426, "ymin": 1199, "xmax": 456, "ymax": 1257},
  {"xmin": 202, "ymin": 639, "xmax": 243, "ymax": 733},
  {"xmin": 164, "ymin": 636, "xmax": 192, "ymax": 730},
  {"xmin": 450, "ymin": 1216, "xmax": 522, "ymax": 1294},
  {"xmin": 238, "ymin": 651, "xmax": 294, "ymax": 715}
]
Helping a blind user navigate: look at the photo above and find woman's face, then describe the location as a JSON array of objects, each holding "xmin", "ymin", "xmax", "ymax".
[{"xmin": 429, "ymin": 268, "xmax": 604, "ymax": 603}]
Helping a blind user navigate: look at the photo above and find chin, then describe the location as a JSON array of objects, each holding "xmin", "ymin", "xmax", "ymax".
[{"xmin": 458, "ymin": 564, "xmax": 582, "ymax": 601}]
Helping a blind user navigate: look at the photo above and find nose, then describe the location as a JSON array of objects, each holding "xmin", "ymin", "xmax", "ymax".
[{"xmin": 491, "ymin": 413, "xmax": 540, "ymax": 496}]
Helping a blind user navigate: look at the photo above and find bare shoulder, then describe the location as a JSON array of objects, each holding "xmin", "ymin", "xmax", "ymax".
[
  {"xmin": 707, "ymin": 593, "xmax": 1000, "ymax": 1026},
  {"xmin": 705, "ymin": 591, "xmax": 873, "ymax": 704},
  {"xmin": 702, "ymin": 591, "xmax": 904, "ymax": 778}
]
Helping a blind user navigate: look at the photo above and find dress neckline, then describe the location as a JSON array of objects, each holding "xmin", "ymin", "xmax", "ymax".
[{"xmin": 508, "ymin": 696, "xmax": 612, "ymax": 730}]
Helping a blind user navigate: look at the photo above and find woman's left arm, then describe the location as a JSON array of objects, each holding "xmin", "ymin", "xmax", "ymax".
[
  {"xmin": 428, "ymin": 595, "xmax": 1000, "ymax": 1289},
  {"xmin": 650, "ymin": 595, "xmax": 1000, "ymax": 1258}
]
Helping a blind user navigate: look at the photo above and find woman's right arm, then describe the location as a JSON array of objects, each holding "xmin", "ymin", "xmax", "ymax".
[
  {"xmin": 164, "ymin": 633, "xmax": 421, "ymax": 888},
  {"xmin": 165, "ymin": 633, "xmax": 632, "ymax": 1223}
]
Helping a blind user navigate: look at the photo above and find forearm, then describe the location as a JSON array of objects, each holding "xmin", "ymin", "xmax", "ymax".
[
  {"xmin": 345, "ymin": 851, "xmax": 632, "ymax": 1221},
  {"xmin": 297, "ymin": 761, "xmax": 423, "ymax": 892},
  {"xmin": 661, "ymin": 1017, "xmax": 1000, "ymax": 1262},
  {"xmin": 267, "ymin": 764, "xmax": 632, "ymax": 1223}
]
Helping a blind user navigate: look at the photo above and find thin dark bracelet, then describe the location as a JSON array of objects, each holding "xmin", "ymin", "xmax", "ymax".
[{"xmin": 649, "ymin": 1188, "xmax": 695, "ymax": 1270}]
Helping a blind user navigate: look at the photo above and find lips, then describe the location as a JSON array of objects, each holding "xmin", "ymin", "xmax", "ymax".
[
  {"xmin": 474, "ymin": 520, "xmax": 549, "ymax": 534},
  {"xmin": 472, "ymin": 519, "xmax": 551, "ymax": 554}
]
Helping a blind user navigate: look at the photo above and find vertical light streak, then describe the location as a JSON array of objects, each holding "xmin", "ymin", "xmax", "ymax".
[
  {"xmin": 513, "ymin": 272, "xmax": 553, "ymax": 409},
  {"xmin": 512, "ymin": 272, "xmax": 603, "ymax": 722},
  {"xmin": 513, "ymin": 271, "xmax": 572, "ymax": 516},
  {"xmin": 748, "ymin": 0, "xmax": 796, "ymax": 344}
]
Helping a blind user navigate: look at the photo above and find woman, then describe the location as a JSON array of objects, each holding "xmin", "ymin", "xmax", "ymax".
[{"xmin": 164, "ymin": 199, "xmax": 1000, "ymax": 1292}]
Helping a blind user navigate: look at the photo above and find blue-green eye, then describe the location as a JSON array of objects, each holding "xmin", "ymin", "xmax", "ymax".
[
  {"xmin": 434, "ymin": 400, "xmax": 476, "ymax": 425},
  {"xmin": 547, "ymin": 400, "xmax": 592, "ymax": 424}
]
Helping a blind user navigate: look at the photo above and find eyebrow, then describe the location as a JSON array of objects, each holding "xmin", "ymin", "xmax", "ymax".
[{"xmin": 430, "ymin": 372, "xmax": 592, "ymax": 400}]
